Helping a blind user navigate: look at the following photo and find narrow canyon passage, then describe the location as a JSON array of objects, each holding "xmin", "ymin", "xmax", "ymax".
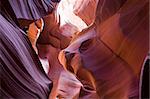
[{"xmin": 0, "ymin": 0, "xmax": 149, "ymax": 99}]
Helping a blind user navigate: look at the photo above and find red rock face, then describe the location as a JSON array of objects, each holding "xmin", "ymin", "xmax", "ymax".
[
  {"xmin": 25, "ymin": 0, "xmax": 149, "ymax": 98},
  {"xmin": 96, "ymin": 0, "xmax": 149, "ymax": 76},
  {"xmin": 58, "ymin": 0, "xmax": 149, "ymax": 98},
  {"xmin": 1, "ymin": 0, "xmax": 148, "ymax": 98}
]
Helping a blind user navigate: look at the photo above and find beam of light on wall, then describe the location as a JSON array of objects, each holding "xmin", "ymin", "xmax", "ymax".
[{"xmin": 57, "ymin": 0, "xmax": 88, "ymax": 32}]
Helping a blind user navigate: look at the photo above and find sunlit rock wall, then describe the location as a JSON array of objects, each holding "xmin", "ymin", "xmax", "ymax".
[{"xmin": 58, "ymin": 0, "xmax": 149, "ymax": 98}]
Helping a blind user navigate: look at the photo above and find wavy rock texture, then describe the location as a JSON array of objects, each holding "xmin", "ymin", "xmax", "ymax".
[
  {"xmin": 1, "ymin": 0, "xmax": 149, "ymax": 99},
  {"xmin": 15, "ymin": 0, "xmax": 150, "ymax": 98},
  {"xmin": 58, "ymin": 0, "xmax": 149, "ymax": 98}
]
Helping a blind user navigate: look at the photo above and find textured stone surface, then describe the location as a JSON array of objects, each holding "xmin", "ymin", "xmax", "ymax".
[{"xmin": 1, "ymin": 0, "xmax": 149, "ymax": 98}]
